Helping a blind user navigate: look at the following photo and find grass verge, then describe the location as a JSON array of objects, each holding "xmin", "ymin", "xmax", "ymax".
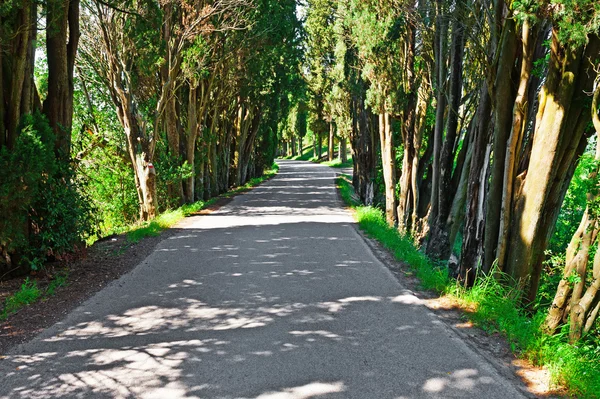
[
  {"xmin": 336, "ymin": 174, "xmax": 600, "ymax": 398},
  {"xmin": 321, "ymin": 157, "xmax": 353, "ymax": 168},
  {"xmin": 1, "ymin": 272, "xmax": 69, "ymax": 321},
  {"xmin": 126, "ymin": 163, "xmax": 279, "ymax": 243}
]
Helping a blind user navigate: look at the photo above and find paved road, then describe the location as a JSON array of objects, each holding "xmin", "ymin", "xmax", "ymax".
[{"xmin": 0, "ymin": 160, "xmax": 526, "ymax": 398}]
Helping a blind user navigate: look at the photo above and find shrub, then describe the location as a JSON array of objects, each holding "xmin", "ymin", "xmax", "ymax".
[{"xmin": 0, "ymin": 113, "xmax": 96, "ymax": 275}]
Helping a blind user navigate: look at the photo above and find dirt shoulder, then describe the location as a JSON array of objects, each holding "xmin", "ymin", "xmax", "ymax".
[{"xmin": 0, "ymin": 196, "xmax": 234, "ymax": 355}]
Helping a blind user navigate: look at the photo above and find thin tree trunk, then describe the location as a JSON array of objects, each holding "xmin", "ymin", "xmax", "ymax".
[
  {"xmin": 379, "ymin": 108, "xmax": 397, "ymax": 225},
  {"xmin": 185, "ymin": 86, "xmax": 199, "ymax": 204},
  {"xmin": 483, "ymin": 18, "xmax": 518, "ymax": 273},
  {"xmin": 328, "ymin": 122, "xmax": 335, "ymax": 161},
  {"xmin": 428, "ymin": 0, "xmax": 448, "ymax": 233},
  {"xmin": 428, "ymin": 4, "xmax": 465, "ymax": 259},
  {"xmin": 6, "ymin": 2, "xmax": 34, "ymax": 149}
]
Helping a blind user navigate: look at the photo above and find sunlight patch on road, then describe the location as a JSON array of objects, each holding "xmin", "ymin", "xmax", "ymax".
[{"xmin": 255, "ymin": 381, "xmax": 346, "ymax": 399}]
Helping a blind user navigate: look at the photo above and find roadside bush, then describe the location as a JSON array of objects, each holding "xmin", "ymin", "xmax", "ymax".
[{"xmin": 0, "ymin": 113, "xmax": 96, "ymax": 275}]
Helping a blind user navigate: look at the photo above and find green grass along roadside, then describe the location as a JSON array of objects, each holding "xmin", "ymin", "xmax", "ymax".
[
  {"xmin": 125, "ymin": 162, "xmax": 279, "ymax": 243},
  {"xmin": 1, "ymin": 164, "xmax": 279, "ymax": 322},
  {"xmin": 337, "ymin": 174, "xmax": 600, "ymax": 399},
  {"xmin": 1, "ymin": 273, "xmax": 68, "ymax": 321}
]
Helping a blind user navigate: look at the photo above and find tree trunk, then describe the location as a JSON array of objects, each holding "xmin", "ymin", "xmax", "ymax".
[
  {"xmin": 428, "ymin": 0, "xmax": 448, "ymax": 234},
  {"xmin": 339, "ymin": 136, "xmax": 347, "ymax": 162},
  {"xmin": 328, "ymin": 122, "xmax": 335, "ymax": 161},
  {"xmin": 458, "ymin": 83, "xmax": 493, "ymax": 283},
  {"xmin": 496, "ymin": 19, "xmax": 537, "ymax": 273},
  {"xmin": 44, "ymin": 0, "xmax": 79, "ymax": 157},
  {"xmin": 427, "ymin": 5, "xmax": 465, "ymax": 259},
  {"xmin": 240, "ymin": 111, "xmax": 261, "ymax": 185},
  {"xmin": 483, "ymin": 18, "xmax": 518, "ymax": 273},
  {"xmin": 396, "ymin": 18, "xmax": 418, "ymax": 235},
  {"xmin": 185, "ymin": 86, "xmax": 199, "ymax": 204},
  {"xmin": 379, "ymin": 109, "xmax": 397, "ymax": 225},
  {"xmin": 5, "ymin": 2, "xmax": 34, "ymax": 149},
  {"xmin": 165, "ymin": 95, "xmax": 184, "ymax": 204},
  {"xmin": 544, "ymin": 57, "xmax": 600, "ymax": 340},
  {"xmin": 351, "ymin": 85, "xmax": 376, "ymax": 206},
  {"xmin": 503, "ymin": 32, "xmax": 600, "ymax": 303}
]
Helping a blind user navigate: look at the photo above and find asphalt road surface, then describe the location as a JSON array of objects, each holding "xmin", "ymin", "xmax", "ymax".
[{"xmin": 0, "ymin": 160, "xmax": 526, "ymax": 399}]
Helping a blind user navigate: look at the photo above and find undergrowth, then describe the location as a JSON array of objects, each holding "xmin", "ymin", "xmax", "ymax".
[
  {"xmin": 336, "ymin": 174, "xmax": 600, "ymax": 398},
  {"xmin": 1, "ymin": 271, "xmax": 69, "ymax": 321}
]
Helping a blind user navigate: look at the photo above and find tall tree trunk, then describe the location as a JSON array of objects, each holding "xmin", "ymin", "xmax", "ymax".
[
  {"xmin": 379, "ymin": 107, "xmax": 397, "ymax": 225},
  {"xmin": 165, "ymin": 96, "xmax": 184, "ymax": 204},
  {"xmin": 503, "ymin": 32, "xmax": 600, "ymax": 303},
  {"xmin": 44, "ymin": 0, "xmax": 79, "ymax": 157},
  {"xmin": 496, "ymin": 19, "xmax": 537, "ymax": 272},
  {"xmin": 185, "ymin": 86, "xmax": 199, "ymax": 204},
  {"xmin": 120, "ymin": 111, "xmax": 157, "ymax": 221},
  {"xmin": 397, "ymin": 18, "xmax": 418, "ymax": 235},
  {"xmin": 240, "ymin": 111, "xmax": 261, "ymax": 185},
  {"xmin": 6, "ymin": 2, "xmax": 34, "ymax": 149},
  {"xmin": 483, "ymin": 18, "xmax": 518, "ymax": 273},
  {"xmin": 428, "ymin": 0, "xmax": 448, "ymax": 234},
  {"xmin": 428, "ymin": 5, "xmax": 465, "ymax": 259},
  {"xmin": 458, "ymin": 83, "xmax": 493, "ymax": 283},
  {"xmin": 328, "ymin": 121, "xmax": 335, "ymax": 161},
  {"xmin": 351, "ymin": 85, "xmax": 376, "ymax": 206}
]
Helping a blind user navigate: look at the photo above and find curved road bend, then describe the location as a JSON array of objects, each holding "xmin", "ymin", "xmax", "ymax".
[{"xmin": 0, "ymin": 160, "xmax": 526, "ymax": 398}]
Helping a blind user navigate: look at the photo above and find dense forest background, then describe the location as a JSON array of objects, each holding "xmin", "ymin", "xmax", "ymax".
[{"xmin": 2, "ymin": 0, "xmax": 600, "ymax": 395}]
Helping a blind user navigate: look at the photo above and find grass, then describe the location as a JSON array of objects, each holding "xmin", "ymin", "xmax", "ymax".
[
  {"xmin": 336, "ymin": 174, "xmax": 600, "ymax": 398},
  {"xmin": 1, "ymin": 271, "xmax": 69, "ymax": 321},
  {"xmin": 322, "ymin": 156, "xmax": 353, "ymax": 169},
  {"xmin": 1, "ymin": 278, "xmax": 40, "ymax": 320},
  {"xmin": 126, "ymin": 163, "xmax": 279, "ymax": 243},
  {"xmin": 279, "ymin": 146, "xmax": 325, "ymax": 162}
]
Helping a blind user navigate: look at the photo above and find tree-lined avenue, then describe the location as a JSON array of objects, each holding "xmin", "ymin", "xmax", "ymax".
[{"xmin": 0, "ymin": 161, "xmax": 525, "ymax": 398}]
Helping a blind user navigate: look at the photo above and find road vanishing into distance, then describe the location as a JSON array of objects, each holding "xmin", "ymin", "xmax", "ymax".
[{"xmin": 0, "ymin": 161, "xmax": 527, "ymax": 398}]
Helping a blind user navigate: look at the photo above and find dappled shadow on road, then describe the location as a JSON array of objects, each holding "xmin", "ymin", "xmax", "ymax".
[{"xmin": 0, "ymin": 161, "xmax": 517, "ymax": 398}]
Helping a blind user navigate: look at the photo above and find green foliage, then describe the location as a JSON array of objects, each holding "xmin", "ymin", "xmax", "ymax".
[
  {"xmin": 550, "ymin": 0, "xmax": 600, "ymax": 47},
  {"xmin": 1, "ymin": 278, "xmax": 40, "ymax": 320},
  {"xmin": 1, "ymin": 271, "xmax": 69, "ymax": 321},
  {"xmin": 0, "ymin": 113, "xmax": 96, "ymax": 272},
  {"xmin": 549, "ymin": 151, "xmax": 596, "ymax": 254},
  {"xmin": 45, "ymin": 272, "xmax": 68, "ymax": 296},
  {"xmin": 337, "ymin": 174, "xmax": 600, "ymax": 398}
]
